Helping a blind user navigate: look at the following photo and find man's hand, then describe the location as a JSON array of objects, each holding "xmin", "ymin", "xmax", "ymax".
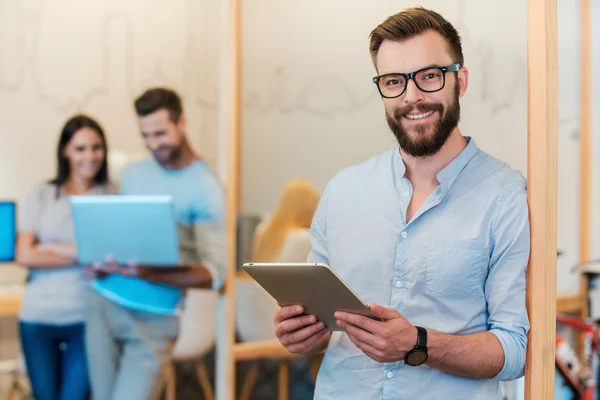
[
  {"xmin": 274, "ymin": 305, "xmax": 331, "ymax": 355},
  {"xmin": 335, "ymin": 303, "xmax": 417, "ymax": 363},
  {"xmin": 83, "ymin": 257, "xmax": 214, "ymax": 288},
  {"xmin": 82, "ymin": 257, "xmax": 142, "ymax": 280},
  {"xmin": 83, "ymin": 262, "xmax": 117, "ymax": 280}
]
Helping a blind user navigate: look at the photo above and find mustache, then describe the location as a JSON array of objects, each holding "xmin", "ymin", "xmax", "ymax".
[{"xmin": 393, "ymin": 103, "xmax": 443, "ymax": 119}]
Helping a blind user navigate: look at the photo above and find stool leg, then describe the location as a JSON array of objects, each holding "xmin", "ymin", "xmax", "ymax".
[
  {"xmin": 239, "ymin": 361, "xmax": 260, "ymax": 400},
  {"xmin": 309, "ymin": 354, "xmax": 324, "ymax": 382},
  {"xmin": 165, "ymin": 362, "xmax": 176, "ymax": 400},
  {"xmin": 278, "ymin": 359, "xmax": 289, "ymax": 400},
  {"xmin": 196, "ymin": 361, "xmax": 214, "ymax": 400}
]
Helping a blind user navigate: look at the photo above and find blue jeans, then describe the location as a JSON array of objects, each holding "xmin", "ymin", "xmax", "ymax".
[{"xmin": 19, "ymin": 321, "xmax": 91, "ymax": 400}]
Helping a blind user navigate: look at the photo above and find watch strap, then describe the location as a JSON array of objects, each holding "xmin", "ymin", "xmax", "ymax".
[{"xmin": 415, "ymin": 326, "xmax": 427, "ymax": 349}]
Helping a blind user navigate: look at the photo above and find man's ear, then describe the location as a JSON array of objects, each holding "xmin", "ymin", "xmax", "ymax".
[
  {"xmin": 177, "ymin": 114, "xmax": 187, "ymax": 130},
  {"xmin": 457, "ymin": 66, "xmax": 469, "ymax": 98}
]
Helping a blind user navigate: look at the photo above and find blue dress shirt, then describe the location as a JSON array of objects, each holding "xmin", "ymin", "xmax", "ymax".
[{"xmin": 310, "ymin": 137, "xmax": 530, "ymax": 400}]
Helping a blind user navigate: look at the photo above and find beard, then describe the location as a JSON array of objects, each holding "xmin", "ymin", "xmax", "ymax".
[
  {"xmin": 386, "ymin": 83, "xmax": 461, "ymax": 158},
  {"xmin": 151, "ymin": 138, "xmax": 184, "ymax": 166},
  {"xmin": 152, "ymin": 145, "xmax": 180, "ymax": 165}
]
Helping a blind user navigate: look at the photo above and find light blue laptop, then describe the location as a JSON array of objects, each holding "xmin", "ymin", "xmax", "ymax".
[{"xmin": 70, "ymin": 195, "xmax": 179, "ymax": 266}]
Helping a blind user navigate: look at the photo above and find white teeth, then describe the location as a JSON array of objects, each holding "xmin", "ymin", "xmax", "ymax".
[{"xmin": 406, "ymin": 111, "xmax": 434, "ymax": 120}]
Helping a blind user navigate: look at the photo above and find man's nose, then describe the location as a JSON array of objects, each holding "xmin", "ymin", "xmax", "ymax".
[{"xmin": 403, "ymin": 79, "xmax": 425, "ymax": 105}]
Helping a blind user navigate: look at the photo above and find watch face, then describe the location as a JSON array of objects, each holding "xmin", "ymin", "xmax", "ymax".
[{"xmin": 407, "ymin": 351, "xmax": 428, "ymax": 366}]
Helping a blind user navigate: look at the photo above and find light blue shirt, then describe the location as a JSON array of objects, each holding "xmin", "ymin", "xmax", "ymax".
[
  {"xmin": 310, "ymin": 137, "xmax": 530, "ymax": 400},
  {"xmin": 92, "ymin": 158, "xmax": 226, "ymax": 315}
]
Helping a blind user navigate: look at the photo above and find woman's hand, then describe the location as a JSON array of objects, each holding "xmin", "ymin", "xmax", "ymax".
[{"xmin": 37, "ymin": 243, "xmax": 77, "ymax": 261}]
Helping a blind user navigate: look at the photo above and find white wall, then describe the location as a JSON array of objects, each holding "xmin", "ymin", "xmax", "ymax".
[
  {"xmin": 240, "ymin": 0, "xmax": 528, "ymax": 216},
  {"xmin": 0, "ymin": 0, "xmax": 585, "ymax": 294},
  {"xmin": 0, "ymin": 0, "xmax": 222, "ymax": 206},
  {"xmin": 557, "ymin": 0, "xmax": 582, "ymax": 293},
  {"xmin": 240, "ymin": 0, "xmax": 584, "ymax": 294}
]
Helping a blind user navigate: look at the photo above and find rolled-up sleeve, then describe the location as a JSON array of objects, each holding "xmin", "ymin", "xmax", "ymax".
[
  {"xmin": 194, "ymin": 222, "xmax": 227, "ymax": 290},
  {"xmin": 307, "ymin": 184, "xmax": 329, "ymax": 265},
  {"xmin": 486, "ymin": 182, "xmax": 531, "ymax": 381},
  {"xmin": 192, "ymin": 174, "xmax": 227, "ymax": 290}
]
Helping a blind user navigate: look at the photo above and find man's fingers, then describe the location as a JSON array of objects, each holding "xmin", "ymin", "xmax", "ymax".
[
  {"xmin": 345, "ymin": 331, "xmax": 386, "ymax": 361},
  {"xmin": 275, "ymin": 314, "xmax": 316, "ymax": 337},
  {"xmin": 83, "ymin": 266, "xmax": 107, "ymax": 280},
  {"xmin": 279, "ymin": 321, "xmax": 325, "ymax": 346},
  {"xmin": 335, "ymin": 311, "xmax": 384, "ymax": 335},
  {"xmin": 345, "ymin": 329, "xmax": 363, "ymax": 349},
  {"xmin": 83, "ymin": 267, "xmax": 95, "ymax": 279},
  {"xmin": 287, "ymin": 328, "xmax": 329, "ymax": 354},
  {"xmin": 336, "ymin": 320, "xmax": 384, "ymax": 350},
  {"xmin": 273, "ymin": 305, "xmax": 304, "ymax": 324}
]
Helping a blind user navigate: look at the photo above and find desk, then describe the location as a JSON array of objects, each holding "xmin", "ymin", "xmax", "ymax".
[
  {"xmin": 0, "ymin": 289, "xmax": 23, "ymax": 318},
  {"xmin": 0, "ymin": 263, "xmax": 26, "ymax": 318}
]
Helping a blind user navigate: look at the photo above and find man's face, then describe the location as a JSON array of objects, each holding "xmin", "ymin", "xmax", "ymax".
[
  {"xmin": 375, "ymin": 30, "xmax": 468, "ymax": 157},
  {"xmin": 138, "ymin": 109, "xmax": 186, "ymax": 166}
]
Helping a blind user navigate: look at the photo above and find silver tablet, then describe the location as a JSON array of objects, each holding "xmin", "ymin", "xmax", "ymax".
[{"xmin": 242, "ymin": 262, "xmax": 379, "ymax": 331}]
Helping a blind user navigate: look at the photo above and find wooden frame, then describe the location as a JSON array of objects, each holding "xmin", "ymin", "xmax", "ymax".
[
  {"xmin": 216, "ymin": 1, "xmax": 559, "ymax": 399},
  {"xmin": 216, "ymin": 2, "xmax": 298, "ymax": 399},
  {"xmin": 215, "ymin": 0, "xmax": 241, "ymax": 399},
  {"xmin": 578, "ymin": 0, "xmax": 592, "ymax": 357},
  {"xmin": 524, "ymin": 0, "xmax": 557, "ymax": 398}
]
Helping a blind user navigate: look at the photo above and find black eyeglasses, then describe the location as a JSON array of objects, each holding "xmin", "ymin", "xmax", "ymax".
[{"xmin": 372, "ymin": 63, "xmax": 461, "ymax": 99}]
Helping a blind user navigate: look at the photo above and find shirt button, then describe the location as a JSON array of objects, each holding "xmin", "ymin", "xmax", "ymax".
[
  {"xmin": 387, "ymin": 371, "xmax": 394, "ymax": 378},
  {"xmin": 403, "ymin": 191, "xmax": 409, "ymax": 196},
  {"xmin": 401, "ymin": 232, "xmax": 408, "ymax": 238},
  {"xmin": 395, "ymin": 281, "xmax": 402, "ymax": 288}
]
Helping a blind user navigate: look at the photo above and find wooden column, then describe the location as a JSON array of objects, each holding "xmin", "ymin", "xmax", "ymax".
[
  {"xmin": 524, "ymin": 0, "xmax": 558, "ymax": 398},
  {"xmin": 216, "ymin": 0, "xmax": 241, "ymax": 399},
  {"xmin": 578, "ymin": 0, "xmax": 592, "ymax": 355},
  {"xmin": 580, "ymin": 0, "xmax": 592, "ymax": 268}
]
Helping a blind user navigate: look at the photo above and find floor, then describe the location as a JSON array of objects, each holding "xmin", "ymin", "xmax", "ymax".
[{"xmin": 0, "ymin": 317, "xmax": 316, "ymax": 400}]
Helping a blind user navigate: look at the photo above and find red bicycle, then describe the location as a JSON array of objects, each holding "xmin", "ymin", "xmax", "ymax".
[{"xmin": 555, "ymin": 313, "xmax": 600, "ymax": 399}]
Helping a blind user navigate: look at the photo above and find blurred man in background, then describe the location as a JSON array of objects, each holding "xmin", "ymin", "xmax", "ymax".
[{"xmin": 85, "ymin": 88, "xmax": 226, "ymax": 400}]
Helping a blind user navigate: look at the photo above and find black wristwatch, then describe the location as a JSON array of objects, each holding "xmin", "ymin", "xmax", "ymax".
[{"xmin": 404, "ymin": 326, "xmax": 428, "ymax": 366}]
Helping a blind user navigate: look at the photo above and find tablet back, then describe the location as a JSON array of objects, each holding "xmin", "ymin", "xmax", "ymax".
[
  {"xmin": 71, "ymin": 195, "xmax": 179, "ymax": 266},
  {"xmin": 242, "ymin": 262, "xmax": 377, "ymax": 331}
]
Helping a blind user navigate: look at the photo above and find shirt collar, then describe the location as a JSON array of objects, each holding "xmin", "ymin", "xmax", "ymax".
[{"xmin": 394, "ymin": 136, "xmax": 479, "ymax": 197}]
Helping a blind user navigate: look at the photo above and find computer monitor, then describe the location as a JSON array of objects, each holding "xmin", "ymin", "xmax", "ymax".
[{"xmin": 0, "ymin": 201, "xmax": 16, "ymax": 262}]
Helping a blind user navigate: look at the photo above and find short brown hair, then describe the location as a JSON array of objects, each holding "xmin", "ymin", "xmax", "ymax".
[
  {"xmin": 369, "ymin": 7, "xmax": 463, "ymax": 68},
  {"xmin": 134, "ymin": 87, "xmax": 183, "ymax": 123}
]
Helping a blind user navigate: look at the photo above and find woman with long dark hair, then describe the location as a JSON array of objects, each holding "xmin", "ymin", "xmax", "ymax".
[{"xmin": 15, "ymin": 114, "xmax": 113, "ymax": 400}]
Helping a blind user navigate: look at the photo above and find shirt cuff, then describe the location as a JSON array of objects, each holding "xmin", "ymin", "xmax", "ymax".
[{"xmin": 489, "ymin": 328, "xmax": 526, "ymax": 381}]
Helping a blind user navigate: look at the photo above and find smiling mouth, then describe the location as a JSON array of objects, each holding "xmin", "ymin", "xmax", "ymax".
[{"xmin": 405, "ymin": 110, "xmax": 435, "ymax": 120}]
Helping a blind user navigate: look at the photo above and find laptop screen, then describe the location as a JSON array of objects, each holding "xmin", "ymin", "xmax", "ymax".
[{"xmin": 0, "ymin": 202, "xmax": 16, "ymax": 262}]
